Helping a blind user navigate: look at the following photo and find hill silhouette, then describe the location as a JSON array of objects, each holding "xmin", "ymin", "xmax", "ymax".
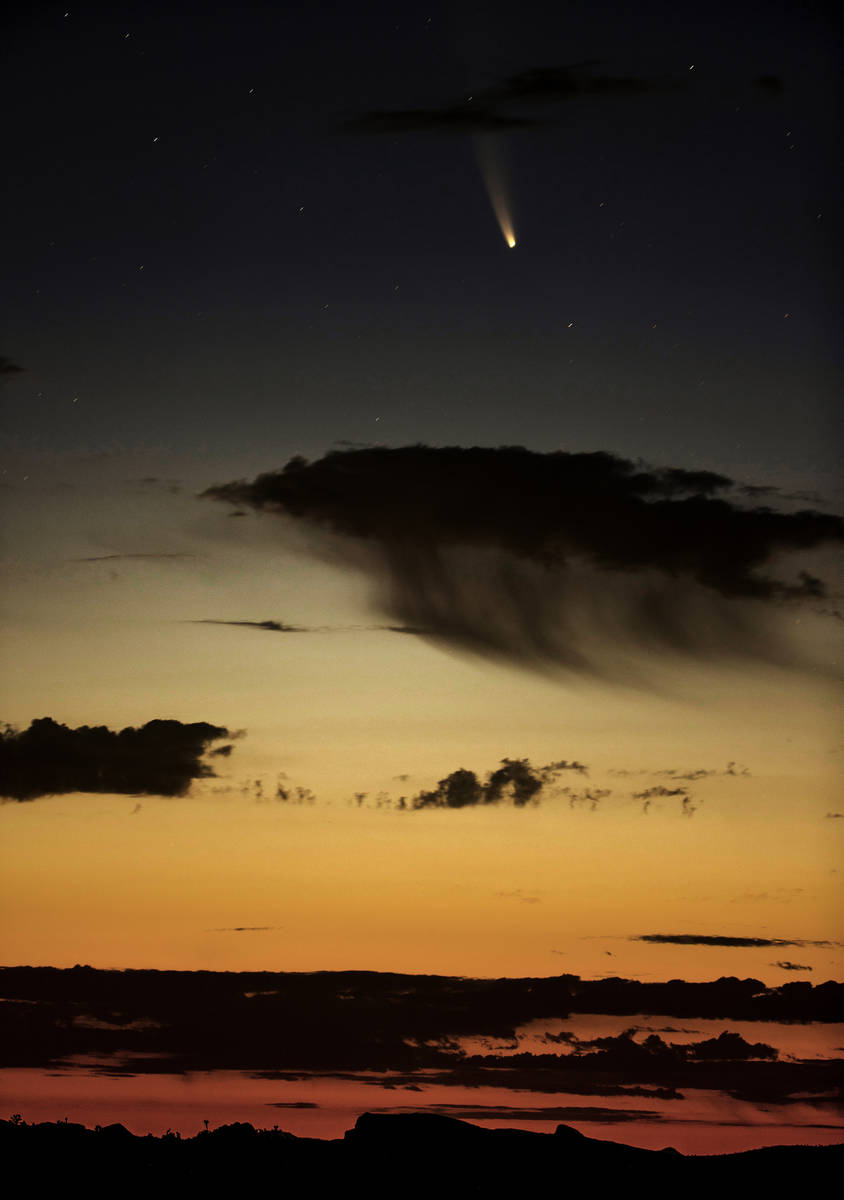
[{"xmin": 2, "ymin": 1112, "xmax": 840, "ymax": 1196}]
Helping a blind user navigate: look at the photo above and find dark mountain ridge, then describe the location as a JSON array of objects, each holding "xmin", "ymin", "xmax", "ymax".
[{"xmin": 2, "ymin": 1112, "xmax": 840, "ymax": 1196}]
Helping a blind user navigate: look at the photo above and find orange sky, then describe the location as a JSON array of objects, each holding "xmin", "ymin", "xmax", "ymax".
[{"xmin": 1, "ymin": 473, "xmax": 841, "ymax": 982}]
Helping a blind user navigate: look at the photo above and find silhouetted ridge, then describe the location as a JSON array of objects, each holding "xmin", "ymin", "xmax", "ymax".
[{"xmin": 1, "ymin": 1115, "xmax": 840, "ymax": 1198}]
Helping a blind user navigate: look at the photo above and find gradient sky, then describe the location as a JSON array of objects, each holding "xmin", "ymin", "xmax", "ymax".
[{"xmin": 1, "ymin": 1, "xmax": 842, "ymax": 985}]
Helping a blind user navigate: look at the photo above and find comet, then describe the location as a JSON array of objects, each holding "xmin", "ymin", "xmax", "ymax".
[{"xmin": 474, "ymin": 133, "xmax": 517, "ymax": 249}]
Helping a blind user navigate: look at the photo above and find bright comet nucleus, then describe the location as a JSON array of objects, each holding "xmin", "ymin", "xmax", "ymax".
[{"xmin": 474, "ymin": 134, "xmax": 517, "ymax": 250}]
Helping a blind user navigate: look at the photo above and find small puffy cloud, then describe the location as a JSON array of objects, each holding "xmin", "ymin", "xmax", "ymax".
[{"xmin": 409, "ymin": 757, "xmax": 584, "ymax": 810}]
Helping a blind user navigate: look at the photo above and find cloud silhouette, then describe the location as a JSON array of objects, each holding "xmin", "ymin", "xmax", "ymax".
[
  {"xmin": 194, "ymin": 619, "xmax": 308, "ymax": 633},
  {"xmin": 208, "ymin": 926, "xmax": 281, "ymax": 934},
  {"xmin": 409, "ymin": 757, "xmax": 585, "ymax": 810},
  {"xmin": 2, "ymin": 966, "xmax": 840, "ymax": 1082},
  {"xmin": 635, "ymin": 934, "xmax": 834, "ymax": 949},
  {"xmin": 342, "ymin": 62, "xmax": 672, "ymax": 140},
  {"xmin": 0, "ymin": 717, "xmax": 233, "ymax": 801},
  {"xmin": 203, "ymin": 446, "xmax": 843, "ymax": 678},
  {"xmin": 480, "ymin": 63, "xmax": 662, "ymax": 107},
  {"xmin": 0, "ymin": 356, "xmax": 24, "ymax": 381},
  {"xmin": 192, "ymin": 619, "xmax": 426, "ymax": 635},
  {"xmin": 578, "ymin": 1028, "xmax": 778, "ymax": 1063},
  {"xmin": 631, "ymin": 786, "xmax": 690, "ymax": 800},
  {"xmin": 341, "ymin": 60, "xmax": 783, "ymax": 145},
  {"xmin": 373, "ymin": 1103, "xmax": 661, "ymax": 1124}
]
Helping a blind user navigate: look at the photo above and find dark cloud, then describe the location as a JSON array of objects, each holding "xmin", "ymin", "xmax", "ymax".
[
  {"xmin": 774, "ymin": 962, "xmax": 813, "ymax": 972},
  {"xmin": 342, "ymin": 63, "xmax": 670, "ymax": 140},
  {"xmin": 3, "ymin": 966, "xmax": 840, "ymax": 1082},
  {"xmin": 195, "ymin": 618, "xmax": 307, "ymax": 633},
  {"xmin": 562, "ymin": 787, "xmax": 611, "ymax": 811},
  {"xmin": 630, "ymin": 785, "xmax": 696, "ymax": 816},
  {"xmin": 372, "ymin": 1103, "xmax": 661, "ymax": 1124},
  {"xmin": 0, "ymin": 356, "xmax": 24, "ymax": 381},
  {"xmin": 409, "ymin": 757, "xmax": 584, "ymax": 810},
  {"xmin": 266, "ymin": 1101, "xmax": 319, "ymax": 1109},
  {"xmin": 631, "ymin": 786, "xmax": 690, "ymax": 800},
  {"xmin": 684, "ymin": 1032, "xmax": 777, "ymax": 1061},
  {"xmin": 653, "ymin": 768, "xmax": 714, "ymax": 781},
  {"xmin": 209, "ymin": 927, "xmax": 281, "ymax": 934},
  {"xmin": 202, "ymin": 446, "xmax": 844, "ymax": 679},
  {"xmin": 192, "ymin": 619, "xmax": 427, "ymax": 635},
  {"xmin": 739, "ymin": 484, "xmax": 822, "ymax": 504},
  {"xmin": 610, "ymin": 764, "xmax": 744, "ymax": 778},
  {"xmin": 0, "ymin": 717, "xmax": 233, "ymax": 801},
  {"xmin": 341, "ymin": 61, "xmax": 787, "ymax": 146},
  {"xmin": 71, "ymin": 553, "xmax": 196, "ymax": 563},
  {"xmin": 577, "ymin": 1028, "xmax": 777, "ymax": 1063},
  {"xmin": 480, "ymin": 64, "xmax": 662, "ymax": 107},
  {"xmin": 636, "ymin": 934, "xmax": 833, "ymax": 948},
  {"xmin": 826, "ymin": 812, "xmax": 844, "ymax": 819}
]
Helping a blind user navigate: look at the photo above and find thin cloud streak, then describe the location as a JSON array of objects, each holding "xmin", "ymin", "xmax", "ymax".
[
  {"xmin": 71, "ymin": 553, "xmax": 198, "ymax": 563},
  {"xmin": 636, "ymin": 934, "xmax": 837, "ymax": 949},
  {"xmin": 190, "ymin": 619, "xmax": 427, "ymax": 635}
]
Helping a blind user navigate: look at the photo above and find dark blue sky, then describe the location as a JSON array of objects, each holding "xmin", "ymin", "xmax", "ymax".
[{"xmin": 2, "ymin": 0, "xmax": 840, "ymax": 488}]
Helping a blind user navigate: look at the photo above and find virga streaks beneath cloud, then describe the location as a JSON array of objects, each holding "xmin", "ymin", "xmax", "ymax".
[{"xmin": 204, "ymin": 446, "xmax": 844, "ymax": 679}]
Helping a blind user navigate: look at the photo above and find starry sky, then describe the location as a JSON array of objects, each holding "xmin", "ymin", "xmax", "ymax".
[{"xmin": 1, "ymin": 1, "xmax": 842, "ymax": 982}]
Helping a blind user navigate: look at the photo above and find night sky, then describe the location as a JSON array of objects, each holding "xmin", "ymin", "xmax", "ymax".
[
  {"xmin": 1, "ymin": 0, "xmax": 842, "ymax": 999},
  {"xmin": 3, "ymin": 0, "xmax": 840, "ymax": 479}
]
